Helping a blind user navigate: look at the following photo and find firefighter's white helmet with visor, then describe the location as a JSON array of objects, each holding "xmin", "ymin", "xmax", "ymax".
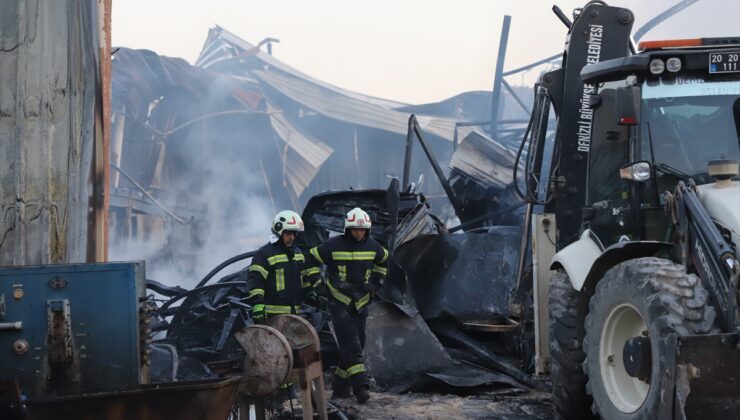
[
  {"xmin": 272, "ymin": 210, "xmax": 304, "ymax": 236},
  {"xmin": 344, "ymin": 207, "xmax": 371, "ymax": 230}
]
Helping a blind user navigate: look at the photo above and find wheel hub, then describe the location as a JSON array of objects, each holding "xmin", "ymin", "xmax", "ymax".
[
  {"xmin": 623, "ymin": 336, "xmax": 652, "ymax": 381},
  {"xmin": 599, "ymin": 303, "xmax": 651, "ymax": 413}
]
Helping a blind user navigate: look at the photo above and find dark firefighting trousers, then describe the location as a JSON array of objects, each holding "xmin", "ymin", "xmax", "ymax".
[{"xmin": 330, "ymin": 301, "xmax": 369, "ymax": 391}]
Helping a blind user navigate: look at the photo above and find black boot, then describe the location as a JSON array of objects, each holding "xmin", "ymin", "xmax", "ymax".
[
  {"xmin": 332, "ymin": 378, "xmax": 352, "ymax": 399},
  {"xmin": 353, "ymin": 385, "xmax": 370, "ymax": 404}
]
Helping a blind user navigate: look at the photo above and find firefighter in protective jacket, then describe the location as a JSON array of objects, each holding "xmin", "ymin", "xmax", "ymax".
[
  {"xmin": 304, "ymin": 207, "xmax": 389, "ymax": 403},
  {"xmin": 246, "ymin": 210, "xmax": 319, "ymax": 320}
]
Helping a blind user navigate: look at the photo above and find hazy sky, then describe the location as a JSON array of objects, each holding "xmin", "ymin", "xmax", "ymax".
[{"xmin": 112, "ymin": 0, "xmax": 740, "ymax": 104}]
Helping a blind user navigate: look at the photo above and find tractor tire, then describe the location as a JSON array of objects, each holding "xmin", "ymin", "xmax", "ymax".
[
  {"xmin": 549, "ymin": 272, "xmax": 595, "ymax": 420},
  {"xmin": 583, "ymin": 257, "xmax": 716, "ymax": 420}
]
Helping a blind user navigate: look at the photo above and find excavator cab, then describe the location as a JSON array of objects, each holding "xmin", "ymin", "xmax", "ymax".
[
  {"xmin": 584, "ymin": 55, "xmax": 740, "ymax": 248},
  {"xmin": 582, "ymin": 38, "xmax": 740, "ymax": 245}
]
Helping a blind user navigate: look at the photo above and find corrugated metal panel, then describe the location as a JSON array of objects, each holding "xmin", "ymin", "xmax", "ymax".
[
  {"xmin": 449, "ymin": 131, "xmax": 518, "ymax": 189},
  {"xmin": 0, "ymin": 0, "xmax": 101, "ymax": 265},
  {"xmin": 253, "ymin": 69, "xmax": 463, "ymax": 142},
  {"xmin": 267, "ymin": 103, "xmax": 333, "ymax": 197},
  {"xmin": 254, "ymin": 69, "xmax": 410, "ymax": 134}
]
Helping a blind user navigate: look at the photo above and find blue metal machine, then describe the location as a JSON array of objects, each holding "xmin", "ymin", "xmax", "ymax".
[{"xmin": 0, "ymin": 262, "xmax": 148, "ymax": 397}]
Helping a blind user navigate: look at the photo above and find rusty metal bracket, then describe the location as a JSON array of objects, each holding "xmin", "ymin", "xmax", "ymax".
[{"xmin": 47, "ymin": 300, "xmax": 73, "ymax": 364}]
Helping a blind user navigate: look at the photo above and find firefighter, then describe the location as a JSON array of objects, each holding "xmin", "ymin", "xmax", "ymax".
[
  {"xmin": 305, "ymin": 207, "xmax": 389, "ymax": 403},
  {"xmin": 246, "ymin": 210, "xmax": 319, "ymax": 321},
  {"xmin": 245, "ymin": 210, "xmax": 320, "ymax": 412}
]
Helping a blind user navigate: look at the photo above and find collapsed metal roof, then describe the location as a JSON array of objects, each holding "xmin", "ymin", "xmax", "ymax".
[
  {"xmin": 195, "ymin": 26, "xmax": 410, "ymax": 110},
  {"xmin": 111, "ymin": 48, "xmax": 333, "ymax": 200},
  {"xmin": 196, "ymin": 26, "xmax": 473, "ymax": 143}
]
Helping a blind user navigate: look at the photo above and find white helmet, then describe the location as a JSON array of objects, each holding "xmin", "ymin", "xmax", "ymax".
[
  {"xmin": 272, "ymin": 210, "xmax": 304, "ymax": 236},
  {"xmin": 345, "ymin": 207, "xmax": 371, "ymax": 230}
]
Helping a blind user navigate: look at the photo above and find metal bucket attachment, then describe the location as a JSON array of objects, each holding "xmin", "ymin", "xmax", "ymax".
[{"xmin": 659, "ymin": 333, "xmax": 740, "ymax": 419}]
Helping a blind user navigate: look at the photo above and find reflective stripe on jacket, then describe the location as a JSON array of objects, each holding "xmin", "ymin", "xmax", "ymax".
[
  {"xmin": 305, "ymin": 234, "xmax": 389, "ymax": 311},
  {"xmin": 245, "ymin": 241, "xmax": 312, "ymax": 309}
]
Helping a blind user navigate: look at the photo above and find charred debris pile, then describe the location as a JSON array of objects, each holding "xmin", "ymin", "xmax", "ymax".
[
  {"xmin": 113, "ymin": 26, "xmax": 540, "ymax": 392},
  {"xmin": 144, "ymin": 133, "xmax": 536, "ymax": 393},
  {"xmin": 148, "ymin": 175, "xmax": 536, "ymax": 392}
]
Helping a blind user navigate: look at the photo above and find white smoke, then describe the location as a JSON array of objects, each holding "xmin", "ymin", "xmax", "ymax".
[{"xmin": 109, "ymin": 71, "xmax": 281, "ymax": 289}]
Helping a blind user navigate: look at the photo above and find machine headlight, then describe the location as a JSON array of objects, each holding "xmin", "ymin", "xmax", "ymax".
[
  {"xmin": 649, "ymin": 59, "xmax": 665, "ymax": 74},
  {"xmin": 620, "ymin": 161, "xmax": 652, "ymax": 182},
  {"xmin": 665, "ymin": 57, "xmax": 682, "ymax": 72}
]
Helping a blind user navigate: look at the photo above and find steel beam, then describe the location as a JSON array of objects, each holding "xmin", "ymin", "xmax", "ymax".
[{"xmin": 490, "ymin": 15, "xmax": 512, "ymax": 136}]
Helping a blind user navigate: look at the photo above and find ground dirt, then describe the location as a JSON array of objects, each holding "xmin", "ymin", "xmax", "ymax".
[{"xmin": 327, "ymin": 387, "xmax": 553, "ymax": 419}]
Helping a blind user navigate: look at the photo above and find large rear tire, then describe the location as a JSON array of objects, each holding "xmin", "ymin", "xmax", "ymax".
[
  {"xmin": 583, "ymin": 257, "xmax": 716, "ymax": 419},
  {"xmin": 549, "ymin": 272, "xmax": 595, "ymax": 420}
]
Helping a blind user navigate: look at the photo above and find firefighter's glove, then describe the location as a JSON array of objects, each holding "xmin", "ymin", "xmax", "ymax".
[
  {"xmin": 315, "ymin": 279, "xmax": 329, "ymax": 297},
  {"xmin": 369, "ymin": 276, "xmax": 383, "ymax": 297},
  {"xmin": 252, "ymin": 303, "xmax": 267, "ymax": 321},
  {"xmin": 362, "ymin": 281, "xmax": 380, "ymax": 298},
  {"xmin": 305, "ymin": 290, "xmax": 322, "ymax": 310}
]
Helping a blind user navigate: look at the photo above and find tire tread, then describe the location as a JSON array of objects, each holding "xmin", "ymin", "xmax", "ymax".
[
  {"xmin": 549, "ymin": 272, "xmax": 596, "ymax": 420},
  {"xmin": 583, "ymin": 257, "xmax": 716, "ymax": 419}
]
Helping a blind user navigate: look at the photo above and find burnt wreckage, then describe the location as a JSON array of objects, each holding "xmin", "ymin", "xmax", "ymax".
[
  {"xmin": 113, "ymin": 25, "xmax": 534, "ymax": 392},
  {"xmin": 6, "ymin": 1, "xmax": 734, "ymax": 418},
  {"xmin": 146, "ymin": 116, "xmax": 535, "ymax": 393}
]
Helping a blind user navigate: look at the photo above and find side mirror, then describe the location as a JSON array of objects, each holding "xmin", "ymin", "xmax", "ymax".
[
  {"xmin": 615, "ymin": 85, "xmax": 641, "ymax": 125},
  {"xmin": 620, "ymin": 161, "xmax": 652, "ymax": 182}
]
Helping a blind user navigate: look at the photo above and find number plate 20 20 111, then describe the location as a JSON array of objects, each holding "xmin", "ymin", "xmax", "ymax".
[{"xmin": 709, "ymin": 52, "xmax": 740, "ymax": 74}]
